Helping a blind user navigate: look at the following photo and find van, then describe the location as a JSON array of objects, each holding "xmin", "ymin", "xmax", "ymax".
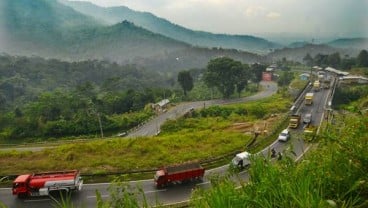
[{"xmin": 231, "ymin": 151, "xmax": 251, "ymax": 168}]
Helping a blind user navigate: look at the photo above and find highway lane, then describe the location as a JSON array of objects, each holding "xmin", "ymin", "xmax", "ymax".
[{"xmin": 0, "ymin": 81, "xmax": 331, "ymax": 207}]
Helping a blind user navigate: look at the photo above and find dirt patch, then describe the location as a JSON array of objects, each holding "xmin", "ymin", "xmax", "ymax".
[{"xmin": 227, "ymin": 114, "xmax": 282, "ymax": 135}]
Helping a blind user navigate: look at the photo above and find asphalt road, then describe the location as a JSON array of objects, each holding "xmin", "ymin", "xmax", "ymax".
[{"xmin": 0, "ymin": 80, "xmax": 332, "ymax": 207}]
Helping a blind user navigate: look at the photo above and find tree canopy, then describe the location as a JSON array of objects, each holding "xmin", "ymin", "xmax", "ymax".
[
  {"xmin": 177, "ymin": 70, "xmax": 194, "ymax": 96},
  {"xmin": 204, "ymin": 57, "xmax": 249, "ymax": 98}
]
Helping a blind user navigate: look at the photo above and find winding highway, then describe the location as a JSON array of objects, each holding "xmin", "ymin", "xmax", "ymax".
[{"xmin": 0, "ymin": 80, "xmax": 334, "ymax": 207}]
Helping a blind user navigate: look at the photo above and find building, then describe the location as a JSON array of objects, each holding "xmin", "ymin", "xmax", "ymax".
[
  {"xmin": 152, "ymin": 99, "xmax": 170, "ymax": 112},
  {"xmin": 299, "ymin": 73, "xmax": 310, "ymax": 81}
]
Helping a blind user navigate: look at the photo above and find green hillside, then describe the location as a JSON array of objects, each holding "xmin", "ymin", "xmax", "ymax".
[{"xmin": 60, "ymin": 0, "xmax": 281, "ymax": 53}]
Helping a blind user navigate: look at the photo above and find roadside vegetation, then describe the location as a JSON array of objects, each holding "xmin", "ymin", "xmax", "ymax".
[
  {"xmin": 0, "ymin": 93, "xmax": 291, "ymax": 176},
  {"xmin": 92, "ymin": 87, "xmax": 368, "ymax": 208},
  {"xmin": 191, "ymin": 102, "xmax": 368, "ymax": 208}
]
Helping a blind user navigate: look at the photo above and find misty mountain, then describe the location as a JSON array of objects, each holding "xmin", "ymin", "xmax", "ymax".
[
  {"xmin": 0, "ymin": 0, "xmax": 264, "ymax": 72},
  {"xmin": 60, "ymin": 0, "xmax": 281, "ymax": 54},
  {"xmin": 326, "ymin": 38, "xmax": 368, "ymax": 50},
  {"xmin": 267, "ymin": 44, "xmax": 359, "ymax": 62},
  {"xmin": 288, "ymin": 41, "xmax": 310, "ymax": 48}
]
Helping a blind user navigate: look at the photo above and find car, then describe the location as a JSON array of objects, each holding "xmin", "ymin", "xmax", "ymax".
[
  {"xmin": 303, "ymin": 113, "xmax": 312, "ymax": 124},
  {"xmin": 117, "ymin": 132, "xmax": 127, "ymax": 137},
  {"xmin": 231, "ymin": 151, "xmax": 251, "ymax": 169},
  {"xmin": 278, "ymin": 129, "xmax": 290, "ymax": 142}
]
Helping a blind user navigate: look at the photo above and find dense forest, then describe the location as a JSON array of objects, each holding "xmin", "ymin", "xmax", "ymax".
[{"xmin": 0, "ymin": 55, "xmax": 178, "ymax": 140}]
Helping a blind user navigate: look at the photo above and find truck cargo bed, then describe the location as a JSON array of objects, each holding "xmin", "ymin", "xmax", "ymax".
[{"xmin": 166, "ymin": 163, "xmax": 203, "ymax": 174}]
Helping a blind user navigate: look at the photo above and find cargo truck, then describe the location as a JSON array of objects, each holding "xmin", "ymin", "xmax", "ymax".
[
  {"xmin": 289, "ymin": 114, "xmax": 301, "ymax": 128},
  {"xmin": 231, "ymin": 151, "xmax": 252, "ymax": 169},
  {"xmin": 154, "ymin": 162, "xmax": 205, "ymax": 188},
  {"xmin": 305, "ymin": 93, "xmax": 314, "ymax": 105},
  {"xmin": 12, "ymin": 170, "xmax": 83, "ymax": 198},
  {"xmin": 313, "ymin": 80, "xmax": 320, "ymax": 91}
]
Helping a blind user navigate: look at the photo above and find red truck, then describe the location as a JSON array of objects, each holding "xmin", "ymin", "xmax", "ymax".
[
  {"xmin": 12, "ymin": 170, "xmax": 83, "ymax": 198},
  {"xmin": 154, "ymin": 162, "xmax": 205, "ymax": 188}
]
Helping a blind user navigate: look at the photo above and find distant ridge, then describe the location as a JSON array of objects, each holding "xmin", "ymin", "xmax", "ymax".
[
  {"xmin": 326, "ymin": 38, "xmax": 368, "ymax": 50},
  {"xmin": 0, "ymin": 0, "xmax": 264, "ymax": 72},
  {"xmin": 60, "ymin": 0, "xmax": 281, "ymax": 53}
]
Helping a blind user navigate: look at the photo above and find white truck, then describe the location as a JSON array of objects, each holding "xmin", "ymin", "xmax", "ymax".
[{"xmin": 231, "ymin": 151, "xmax": 251, "ymax": 169}]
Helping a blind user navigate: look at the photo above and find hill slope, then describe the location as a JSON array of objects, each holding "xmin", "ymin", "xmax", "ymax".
[
  {"xmin": 0, "ymin": 0, "xmax": 264, "ymax": 72},
  {"xmin": 60, "ymin": 0, "xmax": 281, "ymax": 53},
  {"xmin": 326, "ymin": 38, "xmax": 368, "ymax": 50},
  {"xmin": 267, "ymin": 44, "xmax": 360, "ymax": 62}
]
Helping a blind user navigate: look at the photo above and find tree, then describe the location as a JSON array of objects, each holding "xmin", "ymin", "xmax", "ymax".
[
  {"xmin": 314, "ymin": 54, "xmax": 328, "ymax": 67},
  {"xmin": 250, "ymin": 63, "xmax": 266, "ymax": 88},
  {"xmin": 277, "ymin": 71, "xmax": 294, "ymax": 87},
  {"xmin": 303, "ymin": 53, "xmax": 313, "ymax": 66},
  {"xmin": 327, "ymin": 52, "xmax": 341, "ymax": 68},
  {"xmin": 236, "ymin": 64, "xmax": 250, "ymax": 97},
  {"xmin": 357, "ymin": 50, "xmax": 368, "ymax": 67},
  {"xmin": 177, "ymin": 70, "xmax": 193, "ymax": 96},
  {"xmin": 204, "ymin": 57, "xmax": 244, "ymax": 98}
]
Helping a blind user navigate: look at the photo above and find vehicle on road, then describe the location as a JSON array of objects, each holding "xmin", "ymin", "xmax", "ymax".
[
  {"xmin": 231, "ymin": 151, "xmax": 252, "ymax": 169},
  {"xmin": 12, "ymin": 170, "xmax": 83, "ymax": 198},
  {"xmin": 289, "ymin": 114, "xmax": 301, "ymax": 129},
  {"xmin": 278, "ymin": 129, "xmax": 290, "ymax": 142},
  {"xmin": 313, "ymin": 80, "xmax": 320, "ymax": 91},
  {"xmin": 117, "ymin": 132, "xmax": 127, "ymax": 137},
  {"xmin": 305, "ymin": 93, "xmax": 314, "ymax": 105},
  {"xmin": 154, "ymin": 162, "xmax": 205, "ymax": 188},
  {"xmin": 304, "ymin": 125, "xmax": 317, "ymax": 142},
  {"xmin": 303, "ymin": 113, "xmax": 312, "ymax": 124}
]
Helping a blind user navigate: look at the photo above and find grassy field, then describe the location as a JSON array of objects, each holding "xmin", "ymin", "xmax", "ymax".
[{"xmin": 0, "ymin": 93, "xmax": 292, "ymax": 177}]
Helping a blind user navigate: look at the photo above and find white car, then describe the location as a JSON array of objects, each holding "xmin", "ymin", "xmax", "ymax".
[{"xmin": 278, "ymin": 129, "xmax": 290, "ymax": 142}]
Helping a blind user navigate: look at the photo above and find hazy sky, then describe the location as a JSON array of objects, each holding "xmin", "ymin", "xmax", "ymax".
[{"xmin": 77, "ymin": 0, "xmax": 368, "ymax": 39}]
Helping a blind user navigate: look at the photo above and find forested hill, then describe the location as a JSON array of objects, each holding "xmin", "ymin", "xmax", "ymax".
[
  {"xmin": 0, "ymin": 0, "xmax": 264, "ymax": 72},
  {"xmin": 0, "ymin": 0, "xmax": 190, "ymax": 61},
  {"xmin": 60, "ymin": 0, "xmax": 281, "ymax": 54},
  {"xmin": 0, "ymin": 55, "xmax": 172, "ymax": 110},
  {"xmin": 327, "ymin": 38, "xmax": 368, "ymax": 50}
]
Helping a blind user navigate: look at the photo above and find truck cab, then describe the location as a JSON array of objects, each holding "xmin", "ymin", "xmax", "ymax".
[
  {"xmin": 154, "ymin": 170, "xmax": 166, "ymax": 187},
  {"xmin": 12, "ymin": 175, "xmax": 31, "ymax": 197}
]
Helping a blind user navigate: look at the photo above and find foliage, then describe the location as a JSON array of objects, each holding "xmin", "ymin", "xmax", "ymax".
[
  {"xmin": 333, "ymin": 85, "xmax": 368, "ymax": 109},
  {"xmin": 192, "ymin": 113, "xmax": 368, "ymax": 208},
  {"xmin": 177, "ymin": 70, "xmax": 194, "ymax": 96},
  {"xmin": 0, "ymin": 94, "xmax": 291, "ymax": 175},
  {"xmin": 303, "ymin": 50, "xmax": 368, "ymax": 70},
  {"xmin": 277, "ymin": 71, "xmax": 294, "ymax": 86},
  {"xmin": 96, "ymin": 182, "xmax": 149, "ymax": 208},
  {"xmin": 203, "ymin": 57, "xmax": 250, "ymax": 98}
]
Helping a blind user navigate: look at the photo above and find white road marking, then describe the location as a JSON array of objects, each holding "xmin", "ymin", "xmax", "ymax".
[
  {"xmin": 86, "ymin": 194, "xmax": 109, "ymax": 199},
  {"xmin": 196, "ymin": 181, "xmax": 210, "ymax": 186},
  {"xmin": 144, "ymin": 189, "xmax": 166, "ymax": 194}
]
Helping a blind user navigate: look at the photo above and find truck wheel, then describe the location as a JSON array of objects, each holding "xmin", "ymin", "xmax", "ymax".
[{"xmin": 18, "ymin": 193, "xmax": 27, "ymax": 199}]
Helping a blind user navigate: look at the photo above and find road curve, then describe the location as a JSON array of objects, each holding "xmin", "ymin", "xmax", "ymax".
[
  {"xmin": 128, "ymin": 81, "xmax": 278, "ymax": 138},
  {"xmin": 0, "ymin": 82, "xmax": 331, "ymax": 207},
  {"xmin": 0, "ymin": 81, "xmax": 277, "ymax": 152}
]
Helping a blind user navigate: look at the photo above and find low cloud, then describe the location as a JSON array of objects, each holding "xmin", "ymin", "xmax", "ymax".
[
  {"xmin": 266, "ymin": 12, "xmax": 281, "ymax": 19},
  {"xmin": 245, "ymin": 5, "xmax": 267, "ymax": 17}
]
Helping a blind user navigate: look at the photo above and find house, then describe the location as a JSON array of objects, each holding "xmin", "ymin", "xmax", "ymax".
[
  {"xmin": 339, "ymin": 75, "xmax": 368, "ymax": 84},
  {"xmin": 299, "ymin": 73, "xmax": 310, "ymax": 81},
  {"xmin": 152, "ymin": 99, "xmax": 170, "ymax": 112},
  {"xmin": 262, "ymin": 72, "xmax": 273, "ymax": 81}
]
